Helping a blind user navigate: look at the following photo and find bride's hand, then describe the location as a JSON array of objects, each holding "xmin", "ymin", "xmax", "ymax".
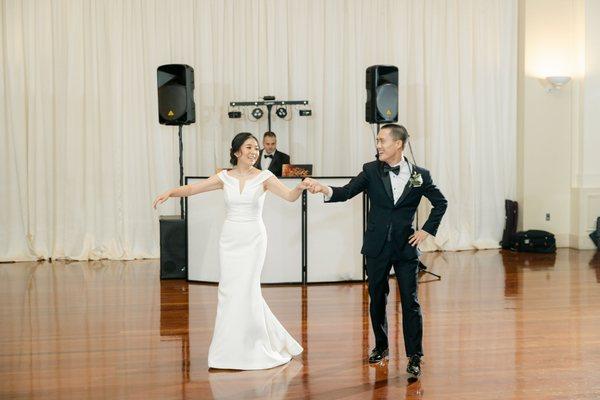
[
  {"xmin": 301, "ymin": 178, "xmax": 317, "ymax": 193},
  {"xmin": 152, "ymin": 190, "xmax": 172, "ymax": 209},
  {"xmin": 297, "ymin": 180, "xmax": 311, "ymax": 191},
  {"xmin": 302, "ymin": 177, "xmax": 324, "ymax": 194}
]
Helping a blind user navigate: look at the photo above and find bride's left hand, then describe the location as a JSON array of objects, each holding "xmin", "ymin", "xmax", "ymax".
[{"xmin": 152, "ymin": 190, "xmax": 172, "ymax": 209}]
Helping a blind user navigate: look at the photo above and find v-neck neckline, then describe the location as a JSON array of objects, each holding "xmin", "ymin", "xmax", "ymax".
[{"xmin": 225, "ymin": 170, "xmax": 264, "ymax": 195}]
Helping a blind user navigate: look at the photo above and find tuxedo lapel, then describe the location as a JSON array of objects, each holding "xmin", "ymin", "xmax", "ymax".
[
  {"xmin": 377, "ymin": 163, "xmax": 394, "ymax": 203},
  {"xmin": 268, "ymin": 151, "xmax": 280, "ymax": 173},
  {"xmin": 394, "ymin": 180, "xmax": 412, "ymax": 207}
]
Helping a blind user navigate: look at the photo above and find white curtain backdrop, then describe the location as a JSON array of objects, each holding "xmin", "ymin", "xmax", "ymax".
[{"xmin": 0, "ymin": 0, "xmax": 517, "ymax": 261}]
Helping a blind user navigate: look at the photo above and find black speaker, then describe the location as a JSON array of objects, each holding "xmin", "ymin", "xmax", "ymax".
[
  {"xmin": 501, "ymin": 199, "xmax": 518, "ymax": 249},
  {"xmin": 590, "ymin": 217, "xmax": 600, "ymax": 249},
  {"xmin": 366, "ymin": 65, "xmax": 398, "ymax": 123},
  {"xmin": 160, "ymin": 215, "xmax": 188, "ymax": 279},
  {"xmin": 157, "ymin": 64, "xmax": 195, "ymax": 125}
]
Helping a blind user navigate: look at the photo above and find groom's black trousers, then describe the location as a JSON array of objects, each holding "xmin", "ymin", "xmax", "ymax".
[{"xmin": 366, "ymin": 241, "xmax": 423, "ymax": 357}]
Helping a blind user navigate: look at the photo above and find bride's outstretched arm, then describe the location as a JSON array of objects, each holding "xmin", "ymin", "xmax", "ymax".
[
  {"xmin": 152, "ymin": 174, "xmax": 223, "ymax": 209},
  {"xmin": 264, "ymin": 176, "xmax": 310, "ymax": 202}
]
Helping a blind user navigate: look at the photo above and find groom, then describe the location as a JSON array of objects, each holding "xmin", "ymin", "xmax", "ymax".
[{"xmin": 305, "ymin": 124, "xmax": 447, "ymax": 378}]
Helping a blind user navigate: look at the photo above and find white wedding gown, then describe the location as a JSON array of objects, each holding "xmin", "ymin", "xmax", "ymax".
[{"xmin": 207, "ymin": 169, "xmax": 303, "ymax": 370}]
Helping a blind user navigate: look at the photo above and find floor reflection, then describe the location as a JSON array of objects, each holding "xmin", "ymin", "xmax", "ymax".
[
  {"xmin": 405, "ymin": 376, "xmax": 423, "ymax": 398},
  {"xmin": 160, "ymin": 279, "xmax": 190, "ymax": 382},
  {"xmin": 501, "ymin": 249, "xmax": 557, "ymax": 297},
  {"xmin": 208, "ymin": 360, "xmax": 303, "ymax": 399},
  {"xmin": 2, "ymin": 249, "xmax": 600, "ymax": 399},
  {"xmin": 0, "ymin": 259, "xmax": 165, "ymax": 399},
  {"xmin": 501, "ymin": 250, "xmax": 557, "ymax": 271},
  {"xmin": 589, "ymin": 251, "xmax": 600, "ymax": 283},
  {"xmin": 371, "ymin": 361, "xmax": 389, "ymax": 399}
]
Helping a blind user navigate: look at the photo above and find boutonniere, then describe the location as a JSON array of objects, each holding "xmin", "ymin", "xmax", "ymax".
[{"xmin": 409, "ymin": 171, "xmax": 423, "ymax": 188}]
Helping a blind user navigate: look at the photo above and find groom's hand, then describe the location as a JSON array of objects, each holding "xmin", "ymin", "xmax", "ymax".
[
  {"xmin": 408, "ymin": 230, "xmax": 430, "ymax": 247},
  {"xmin": 303, "ymin": 178, "xmax": 326, "ymax": 194}
]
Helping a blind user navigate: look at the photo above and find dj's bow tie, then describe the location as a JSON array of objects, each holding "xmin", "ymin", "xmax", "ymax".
[
  {"xmin": 383, "ymin": 165, "xmax": 400, "ymax": 176},
  {"xmin": 264, "ymin": 154, "xmax": 273, "ymax": 159}
]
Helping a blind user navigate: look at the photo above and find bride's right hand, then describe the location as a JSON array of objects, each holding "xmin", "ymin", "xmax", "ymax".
[
  {"xmin": 302, "ymin": 178, "xmax": 323, "ymax": 194},
  {"xmin": 297, "ymin": 180, "xmax": 311, "ymax": 191},
  {"xmin": 152, "ymin": 190, "xmax": 172, "ymax": 209}
]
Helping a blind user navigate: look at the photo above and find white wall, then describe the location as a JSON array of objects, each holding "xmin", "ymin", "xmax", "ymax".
[
  {"xmin": 519, "ymin": 0, "xmax": 600, "ymax": 248},
  {"xmin": 572, "ymin": 0, "xmax": 600, "ymax": 248}
]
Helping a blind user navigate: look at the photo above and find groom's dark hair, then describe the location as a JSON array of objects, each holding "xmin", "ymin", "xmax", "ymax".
[{"xmin": 381, "ymin": 124, "xmax": 409, "ymax": 147}]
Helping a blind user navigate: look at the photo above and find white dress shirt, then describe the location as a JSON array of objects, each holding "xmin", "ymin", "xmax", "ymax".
[
  {"xmin": 323, "ymin": 158, "xmax": 412, "ymax": 202},
  {"xmin": 261, "ymin": 152, "xmax": 275, "ymax": 170},
  {"xmin": 389, "ymin": 158, "xmax": 411, "ymax": 203}
]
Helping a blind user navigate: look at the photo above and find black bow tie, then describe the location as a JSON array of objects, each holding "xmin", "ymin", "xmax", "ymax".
[
  {"xmin": 383, "ymin": 164, "xmax": 400, "ymax": 176},
  {"xmin": 264, "ymin": 154, "xmax": 273, "ymax": 159}
]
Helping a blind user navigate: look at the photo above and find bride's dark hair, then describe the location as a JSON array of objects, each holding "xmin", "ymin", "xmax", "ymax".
[{"xmin": 230, "ymin": 132, "xmax": 259, "ymax": 166}]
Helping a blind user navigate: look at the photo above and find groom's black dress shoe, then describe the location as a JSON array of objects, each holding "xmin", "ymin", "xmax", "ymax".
[
  {"xmin": 406, "ymin": 355, "xmax": 422, "ymax": 377},
  {"xmin": 368, "ymin": 348, "xmax": 389, "ymax": 363}
]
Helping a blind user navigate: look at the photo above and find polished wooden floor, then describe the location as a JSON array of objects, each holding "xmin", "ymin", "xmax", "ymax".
[{"xmin": 1, "ymin": 249, "xmax": 600, "ymax": 399}]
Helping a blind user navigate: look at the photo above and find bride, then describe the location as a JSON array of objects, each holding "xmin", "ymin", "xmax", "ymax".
[{"xmin": 153, "ymin": 132, "xmax": 306, "ymax": 370}]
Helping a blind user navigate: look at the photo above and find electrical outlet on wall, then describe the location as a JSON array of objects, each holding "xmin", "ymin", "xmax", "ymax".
[{"xmin": 546, "ymin": 213, "xmax": 551, "ymax": 221}]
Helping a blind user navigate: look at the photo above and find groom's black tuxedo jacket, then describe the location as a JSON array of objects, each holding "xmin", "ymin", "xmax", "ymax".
[
  {"xmin": 328, "ymin": 159, "xmax": 447, "ymax": 260},
  {"xmin": 255, "ymin": 149, "xmax": 290, "ymax": 177}
]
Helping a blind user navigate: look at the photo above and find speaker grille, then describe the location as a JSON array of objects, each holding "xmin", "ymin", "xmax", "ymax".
[
  {"xmin": 375, "ymin": 83, "xmax": 398, "ymax": 121},
  {"xmin": 365, "ymin": 65, "xmax": 398, "ymax": 123},
  {"xmin": 158, "ymin": 84, "xmax": 187, "ymax": 120}
]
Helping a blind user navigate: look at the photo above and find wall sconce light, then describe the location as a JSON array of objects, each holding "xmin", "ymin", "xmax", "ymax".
[{"xmin": 544, "ymin": 76, "xmax": 571, "ymax": 93}]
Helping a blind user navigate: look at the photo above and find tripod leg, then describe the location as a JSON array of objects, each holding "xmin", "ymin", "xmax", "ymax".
[
  {"xmin": 418, "ymin": 261, "xmax": 442, "ymax": 280},
  {"xmin": 420, "ymin": 269, "xmax": 441, "ymax": 279}
]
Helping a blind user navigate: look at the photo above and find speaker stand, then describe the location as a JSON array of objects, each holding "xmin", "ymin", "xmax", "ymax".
[
  {"xmin": 407, "ymin": 139, "xmax": 443, "ymax": 282},
  {"xmin": 178, "ymin": 125, "xmax": 184, "ymax": 220},
  {"xmin": 418, "ymin": 261, "xmax": 441, "ymax": 280}
]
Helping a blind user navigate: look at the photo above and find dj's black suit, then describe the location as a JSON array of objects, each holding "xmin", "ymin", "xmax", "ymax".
[{"xmin": 255, "ymin": 149, "xmax": 290, "ymax": 177}]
